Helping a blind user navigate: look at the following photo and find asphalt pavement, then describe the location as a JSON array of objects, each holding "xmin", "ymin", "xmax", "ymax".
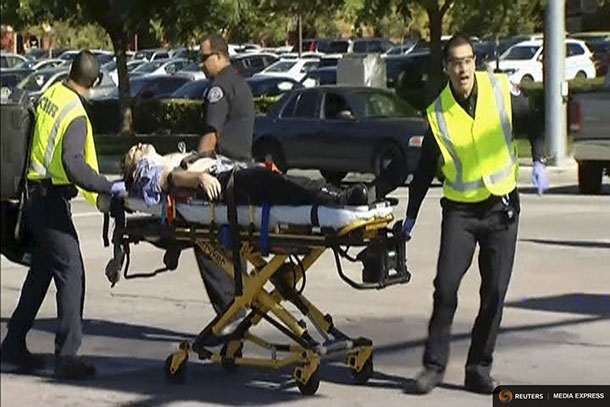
[{"xmin": 1, "ymin": 163, "xmax": 609, "ymax": 407}]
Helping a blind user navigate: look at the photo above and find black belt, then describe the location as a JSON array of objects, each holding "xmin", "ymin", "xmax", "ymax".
[{"xmin": 28, "ymin": 179, "xmax": 78, "ymax": 198}]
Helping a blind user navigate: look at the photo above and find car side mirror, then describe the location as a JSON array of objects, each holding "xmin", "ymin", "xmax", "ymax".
[{"xmin": 337, "ymin": 110, "xmax": 355, "ymax": 120}]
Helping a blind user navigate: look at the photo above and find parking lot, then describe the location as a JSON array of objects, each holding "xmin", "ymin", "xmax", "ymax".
[{"xmin": 2, "ymin": 164, "xmax": 609, "ymax": 407}]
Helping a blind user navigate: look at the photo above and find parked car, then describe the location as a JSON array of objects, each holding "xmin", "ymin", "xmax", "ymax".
[
  {"xmin": 133, "ymin": 48, "xmax": 170, "ymax": 62},
  {"xmin": 569, "ymin": 70, "xmax": 610, "ymax": 194},
  {"xmin": 252, "ymin": 86, "xmax": 424, "ymax": 183},
  {"xmin": 498, "ymin": 39, "xmax": 596, "ymax": 84},
  {"xmin": 170, "ymin": 79, "xmax": 211, "ymax": 100},
  {"xmin": 0, "ymin": 52, "xmax": 27, "ymax": 68},
  {"xmin": 106, "ymin": 75, "xmax": 190, "ymax": 99},
  {"xmin": 326, "ymin": 39, "xmax": 353, "ymax": 54},
  {"xmin": 25, "ymin": 48, "xmax": 50, "ymax": 60},
  {"xmin": 292, "ymin": 38, "xmax": 334, "ymax": 53},
  {"xmin": 383, "ymin": 40, "xmax": 427, "ymax": 57},
  {"xmin": 17, "ymin": 68, "xmax": 69, "ymax": 101},
  {"xmin": 175, "ymin": 61, "xmax": 207, "ymax": 81},
  {"xmin": 253, "ymin": 58, "xmax": 319, "ymax": 82},
  {"xmin": 19, "ymin": 58, "xmax": 65, "ymax": 71},
  {"xmin": 246, "ymin": 76, "xmax": 302, "ymax": 98},
  {"xmin": 352, "ymin": 38, "xmax": 394, "ymax": 54},
  {"xmin": 104, "ymin": 59, "xmax": 147, "ymax": 85},
  {"xmin": 385, "ymin": 51, "xmax": 436, "ymax": 89},
  {"xmin": 231, "ymin": 53, "xmax": 279, "ymax": 77},
  {"xmin": 57, "ymin": 50, "xmax": 80, "ymax": 63},
  {"xmin": 301, "ymin": 66, "xmax": 337, "ymax": 87},
  {"xmin": 131, "ymin": 59, "xmax": 190, "ymax": 77}
]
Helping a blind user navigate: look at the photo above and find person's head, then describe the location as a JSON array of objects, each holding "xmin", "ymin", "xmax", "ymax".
[
  {"xmin": 443, "ymin": 34, "xmax": 476, "ymax": 98},
  {"xmin": 68, "ymin": 50, "xmax": 100, "ymax": 97},
  {"xmin": 121, "ymin": 143, "xmax": 161, "ymax": 187},
  {"xmin": 199, "ymin": 34, "xmax": 230, "ymax": 78}
]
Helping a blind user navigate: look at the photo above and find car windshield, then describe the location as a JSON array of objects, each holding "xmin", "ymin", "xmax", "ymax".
[
  {"xmin": 501, "ymin": 45, "xmax": 540, "ymax": 60},
  {"xmin": 266, "ymin": 60, "xmax": 296, "ymax": 73},
  {"xmin": 133, "ymin": 60, "xmax": 165, "ymax": 73},
  {"xmin": 18, "ymin": 70, "xmax": 60, "ymax": 91},
  {"xmin": 350, "ymin": 90, "xmax": 417, "ymax": 118}
]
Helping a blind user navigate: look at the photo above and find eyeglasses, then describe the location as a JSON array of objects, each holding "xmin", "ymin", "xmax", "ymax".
[
  {"xmin": 448, "ymin": 55, "xmax": 475, "ymax": 67},
  {"xmin": 199, "ymin": 52, "xmax": 216, "ymax": 65}
]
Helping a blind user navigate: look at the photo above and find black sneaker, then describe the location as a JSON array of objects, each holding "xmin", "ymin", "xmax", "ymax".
[
  {"xmin": 339, "ymin": 184, "xmax": 370, "ymax": 205},
  {"xmin": 412, "ymin": 367, "xmax": 444, "ymax": 394},
  {"xmin": 0, "ymin": 340, "xmax": 46, "ymax": 371},
  {"xmin": 55, "ymin": 356, "xmax": 96, "ymax": 380},
  {"xmin": 464, "ymin": 373, "xmax": 499, "ymax": 394}
]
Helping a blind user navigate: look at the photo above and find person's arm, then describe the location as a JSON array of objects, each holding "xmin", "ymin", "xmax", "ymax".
[
  {"xmin": 511, "ymin": 91, "xmax": 544, "ymax": 162},
  {"xmin": 168, "ymin": 168, "xmax": 222, "ymax": 200},
  {"xmin": 200, "ymin": 85, "xmax": 229, "ymax": 154},
  {"xmin": 62, "ymin": 117, "xmax": 113, "ymax": 194},
  {"xmin": 406, "ymin": 127, "xmax": 441, "ymax": 219}
]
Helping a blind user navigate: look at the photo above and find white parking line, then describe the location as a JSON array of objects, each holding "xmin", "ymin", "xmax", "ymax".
[{"xmin": 72, "ymin": 212, "xmax": 103, "ymax": 218}]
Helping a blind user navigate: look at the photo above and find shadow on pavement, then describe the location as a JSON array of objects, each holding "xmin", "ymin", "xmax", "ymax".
[
  {"xmin": 520, "ymin": 238, "xmax": 610, "ymax": 249},
  {"xmin": 505, "ymin": 293, "xmax": 610, "ymax": 316}
]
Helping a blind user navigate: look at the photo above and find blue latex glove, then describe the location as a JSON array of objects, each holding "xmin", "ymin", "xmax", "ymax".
[
  {"xmin": 532, "ymin": 161, "xmax": 549, "ymax": 195},
  {"xmin": 401, "ymin": 217, "xmax": 416, "ymax": 239},
  {"xmin": 110, "ymin": 181, "xmax": 128, "ymax": 198}
]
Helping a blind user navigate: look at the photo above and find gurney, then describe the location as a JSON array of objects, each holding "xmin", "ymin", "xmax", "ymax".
[{"xmin": 103, "ymin": 191, "xmax": 411, "ymax": 395}]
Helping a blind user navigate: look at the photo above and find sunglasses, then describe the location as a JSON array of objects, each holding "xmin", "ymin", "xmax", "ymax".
[{"xmin": 199, "ymin": 52, "xmax": 217, "ymax": 64}]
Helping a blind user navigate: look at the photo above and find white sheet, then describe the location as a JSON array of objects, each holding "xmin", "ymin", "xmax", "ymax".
[{"xmin": 126, "ymin": 198, "xmax": 393, "ymax": 230}]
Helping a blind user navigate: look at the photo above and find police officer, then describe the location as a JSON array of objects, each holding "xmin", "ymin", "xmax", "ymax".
[
  {"xmin": 0, "ymin": 50, "xmax": 127, "ymax": 379},
  {"xmin": 198, "ymin": 34, "xmax": 255, "ymax": 160},
  {"xmin": 187, "ymin": 34, "xmax": 255, "ymax": 319},
  {"xmin": 403, "ymin": 34, "xmax": 549, "ymax": 394}
]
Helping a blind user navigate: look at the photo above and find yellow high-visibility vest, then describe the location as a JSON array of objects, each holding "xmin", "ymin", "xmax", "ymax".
[
  {"xmin": 27, "ymin": 82, "xmax": 99, "ymax": 206},
  {"xmin": 426, "ymin": 72, "xmax": 518, "ymax": 203}
]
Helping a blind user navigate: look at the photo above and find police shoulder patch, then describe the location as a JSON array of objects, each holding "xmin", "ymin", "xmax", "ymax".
[{"xmin": 207, "ymin": 86, "xmax": 224, "ymax": 103}]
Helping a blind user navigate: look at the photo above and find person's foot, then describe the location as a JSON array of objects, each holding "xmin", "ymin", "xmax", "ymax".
[
  {"xmin": 55, "ymin": 356, "xmax": 96, "ymax": 380},
  {"xmin": 412, "ymin": 367, "xmax": 444, "ymax": 394},
  {"xmin": 464, "ymin": 372, "xmax": 499, "ymax": 394},
  {"xmin": 0, "ymin": 339, "xmax": 46, "ymax": 371},
  {"xmin": 339, "ymin": 183, "xmax": 370, "ymax": 205}
]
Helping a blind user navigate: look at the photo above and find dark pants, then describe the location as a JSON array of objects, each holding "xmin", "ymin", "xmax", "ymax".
[
  {"xmin": 4, "ymin": 185, "xmax": 85, "ymax": 359},
  {"xmin": 423, "ymin": 191, "xmax": 520, "ymax": 378}
]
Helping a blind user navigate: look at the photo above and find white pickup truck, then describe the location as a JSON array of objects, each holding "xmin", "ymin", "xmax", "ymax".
[{"xmin": 570, "ymin": 72, "xmax": 610, "ymax": 194}]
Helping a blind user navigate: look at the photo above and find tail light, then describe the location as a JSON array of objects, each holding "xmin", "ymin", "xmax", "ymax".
[
  {"xmin": 409, "ymin": 135, "xmax": 424, "ymax": 147},
  {"xmin": 568, "ymin": 99, "xmax": 582, "ymax": 133}
]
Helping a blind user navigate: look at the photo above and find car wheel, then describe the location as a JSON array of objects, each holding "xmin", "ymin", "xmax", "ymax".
[
  {"xmin": 320, "ymin": 170, "xmax": 347, "ymax": 185},
  {"xmin": 520, "ymin": 75, "xmax": 534, "ymax": 86},
  {"xmin": 578, "ymin": 161, "xmax": 603, "ymax": 194},
  {"xmin": 575, "ymin": 70, "xmax": 587, "ymax": 79},
  {"xmin": 253, "ymin": 139, "xmax": 287, "ymax": 173},
  {"xmin": 374, "ymin": 142, "xmax": 404, "ymax": 179}
]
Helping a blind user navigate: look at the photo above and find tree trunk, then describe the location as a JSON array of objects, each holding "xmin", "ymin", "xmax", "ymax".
[
  {"xmin": 109, "ymin": 29, "xmax": 133, "ymax": 136},
  {"xmin": 427, "ymin": 2, "xmax": 444, "ymax": 102}
]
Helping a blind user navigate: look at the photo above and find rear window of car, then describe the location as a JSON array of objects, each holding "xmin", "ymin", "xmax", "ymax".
[
  {"xmin": 502, "ymin": 46, "xmax": 539, "ymax": 60},
  {"xmin": 353, "ymin": 41, "xmax": 367, "ymax": 53},
  {"xmin": 328, "ymin": 41, "xmax": 349, "ymax": 53}
]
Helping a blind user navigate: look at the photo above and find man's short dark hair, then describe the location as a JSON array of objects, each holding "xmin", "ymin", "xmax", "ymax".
[
  {"xmin": 203, "ymin": 34, "xmax": 229, "ymax": 58},
  {"xmin": 69, "ymin": 50, "xmax": 100, "ymax": 88},
  {"xmin": 442, "ymin": 34, "xmax": 474, "ymax": 63}
]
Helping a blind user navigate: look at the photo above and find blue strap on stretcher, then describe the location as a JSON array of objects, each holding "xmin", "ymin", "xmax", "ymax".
[
  {"xmin": 160, "ymin": 194, "xmax": 167, "ymax": 226},
  {"xmin": 260, "ymin": 203, "xmax": 271, "ymax": 256},
  {"xmin": 220, "ymin": 225, "xmax": 230, "ymax": 250}
]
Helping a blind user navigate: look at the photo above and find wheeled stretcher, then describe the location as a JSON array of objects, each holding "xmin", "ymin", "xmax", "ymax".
[{"xmin": 103, "ymin": 192, "xmax": 411, "ymax": 395}]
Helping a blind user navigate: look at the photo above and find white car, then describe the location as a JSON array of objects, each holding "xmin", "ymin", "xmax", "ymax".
[
  {"xmin": 104, "ymin": 59, "xmax": 148, "ymax": 85},
  {"xmin": 498, "ymin": 39, "xmax": 596, "ymax": 84},
  {"xmin": 131, "ymin": 58, "xmax": 190, "ymax": 77},
  {"xmin": 175, "ymin": 61, "xmax": 206, "ymax": 81},
  {"xmin": 20, "ymin": 58, "xmax": 66, "ymax": 71},
  {"xmin": 1, "ymin": 52, "xmax": 28, "ymax": 68},
  {"xmin": 252, "ymin": 58, "xmax": 319, "ymax": 82}
]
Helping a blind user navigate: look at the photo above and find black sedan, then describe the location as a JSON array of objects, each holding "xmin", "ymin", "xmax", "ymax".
[
  {"xmin": 246, "ymin": 76, "xmax": 302, "ymax": 98},
  {"xmin": 253, "ymin": 86, "xmax": 425, "ymax": 183}
]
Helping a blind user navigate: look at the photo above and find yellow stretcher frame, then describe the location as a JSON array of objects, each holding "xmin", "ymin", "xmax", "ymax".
[{"xmin": 110, "ymin": 204, "xmax": 409, "ymax": 396}]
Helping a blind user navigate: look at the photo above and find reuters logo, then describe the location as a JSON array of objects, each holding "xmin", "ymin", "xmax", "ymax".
[{"xmin": 499, "ymin": 389, "xmax": 514, "ymax": 403}]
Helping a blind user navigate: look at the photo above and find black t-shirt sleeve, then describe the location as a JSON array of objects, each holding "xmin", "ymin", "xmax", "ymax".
[
  {"xmin": 406, "ymin": 127, "xmax": 440, "ymax": 219},
  {"xmin": 511, "ymin": 92, "xmax": 544, "ymax": 162},
  {"xmin": 204, "ymin": 85, "xmax": 229, "ymax": 134},
  {"xmin": 61, "ymin": 117, "xmax": 112, "ymax": 194}
]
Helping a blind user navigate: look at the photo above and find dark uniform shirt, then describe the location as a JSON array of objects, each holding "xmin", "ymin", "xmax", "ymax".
[
  {"xmin": 406, "ymin": 77, "xmax": 545, "ymax": 219},
  {"xmin": 204, "ymin": 65, "xmax": 255, "ymax": 161}
]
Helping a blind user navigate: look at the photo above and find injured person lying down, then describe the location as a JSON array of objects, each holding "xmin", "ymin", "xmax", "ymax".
[{"xmin": 121, "ymin": 143, "xmax": 374, "ymax": 207}]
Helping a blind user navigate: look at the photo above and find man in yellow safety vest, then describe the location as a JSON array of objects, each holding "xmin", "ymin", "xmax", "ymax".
[
  {"xmin": 403, "ymin": 34, "xmax": 548, "ymax": 394},
  {"xmin": 1, "ymin": 50, "xmax": 127, "ymax": 380}
]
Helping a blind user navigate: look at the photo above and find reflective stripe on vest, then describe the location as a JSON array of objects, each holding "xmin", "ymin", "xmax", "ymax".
[
  {"xmin": 433, "ymin": 72, "xmax": 516, "ymax": 194},
  {"xmin": 43, "ymin": 98, "xmax": 81, "ymax": 173}
]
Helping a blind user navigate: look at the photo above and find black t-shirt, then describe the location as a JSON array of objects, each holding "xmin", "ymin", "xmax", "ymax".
[{"xmin": 204, "ymin": 66, "xmax": 255, "ymax": 161}]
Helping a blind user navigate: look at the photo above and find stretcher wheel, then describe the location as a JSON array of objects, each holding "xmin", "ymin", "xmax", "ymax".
[
  {"xmin": 297, "ymin": 366, "xmax": 320, "ymax": 396},
  {"xmin": 164, "ymin": 354, "xmax": 187, "ymax": 384},
  {"xmin": 220, "ymin": 342, "xmax": 243, "ymax": 374},
  {"xmin": 350, "ymin": 354, "xmax": 373, "ymax": 385}
]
